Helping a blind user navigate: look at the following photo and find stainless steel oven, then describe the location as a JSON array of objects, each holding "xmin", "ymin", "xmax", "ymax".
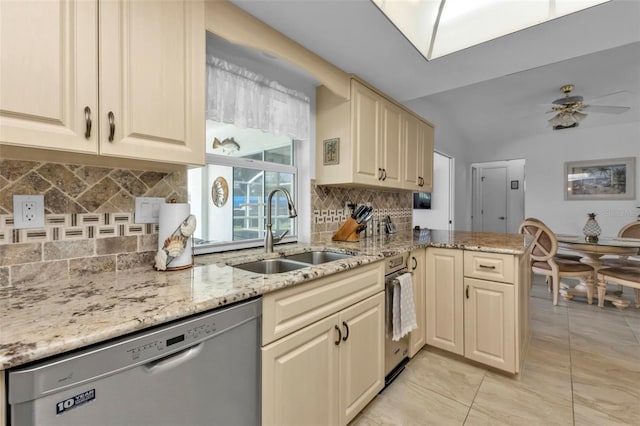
[{"xmin": 383, "ymin": 253, "xmax": 410, "ymax": 388}]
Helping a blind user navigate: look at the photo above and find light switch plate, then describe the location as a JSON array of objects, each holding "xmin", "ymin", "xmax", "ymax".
[
  {"xmin": 13, "ymin": 195, "xmax": 45, "ymax": 229},
  {"xmin": 135, "ymin": 197, "xmax": 165, "ymax": 223}
]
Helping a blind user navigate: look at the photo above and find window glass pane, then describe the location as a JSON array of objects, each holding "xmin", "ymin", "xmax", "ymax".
[{"xmin": 191, "ymin": 122, "xmax": 296, "ymax": 251}]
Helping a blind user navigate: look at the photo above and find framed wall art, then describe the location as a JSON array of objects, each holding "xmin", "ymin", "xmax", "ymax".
[
  {"xmin": 323, "ymin": 138, "xmax": 340, "ymax": 165},
  {"xmin": 564, "ymin": 157, "xmax": 636, "ymax": 200}
]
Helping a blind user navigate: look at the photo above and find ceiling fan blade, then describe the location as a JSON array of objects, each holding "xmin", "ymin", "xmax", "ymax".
[{"xmin": 583, "ymin": 105, "xmax": 630, "ymax": 114}]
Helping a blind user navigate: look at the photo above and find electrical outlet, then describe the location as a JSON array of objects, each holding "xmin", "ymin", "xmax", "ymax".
[
  {"xmin": 135, "ymin": 197, "xmax": 165, "ymax": 223},
  {"xmin": 13, "ymin": 195, "xmax": 45, "ymax": 229}
]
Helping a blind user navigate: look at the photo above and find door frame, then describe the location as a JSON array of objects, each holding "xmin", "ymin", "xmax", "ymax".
[{"xmin": 471, "ymin": 159, "xmax": 525, "ymax": 233}]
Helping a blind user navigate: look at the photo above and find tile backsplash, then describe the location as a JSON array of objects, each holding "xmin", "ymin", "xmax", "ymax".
[
  {"xmin": 0, "ymin": 159, "xmax": 187, "ymax": 286},
  {"xmin": 0, "ymin": 159, "xmax": 415, "ymax": 286},
  {"xmin": 311, "ymin": 183, "xmax": 412, "ymax": 242}
]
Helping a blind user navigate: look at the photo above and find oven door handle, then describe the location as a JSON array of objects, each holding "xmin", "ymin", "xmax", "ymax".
[{"xmin": 342, "ymin": 321, "xmax": 349, "ymax": 342}]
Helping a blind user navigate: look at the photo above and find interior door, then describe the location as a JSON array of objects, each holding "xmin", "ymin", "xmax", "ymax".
[{"xmin": 481, "ymin": 166, "xmax": 508, "ymax": 233}]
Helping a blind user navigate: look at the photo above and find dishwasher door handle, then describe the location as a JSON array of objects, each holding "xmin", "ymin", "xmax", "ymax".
[{"xmin": 144, "ymin": 343, "xmax": 203, "ymax": 372}]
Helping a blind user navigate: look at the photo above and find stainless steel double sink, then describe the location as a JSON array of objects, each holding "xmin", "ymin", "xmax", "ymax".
[{"xmin": 232, "ymin": 251, "xmax": 353, "ymax": 274}]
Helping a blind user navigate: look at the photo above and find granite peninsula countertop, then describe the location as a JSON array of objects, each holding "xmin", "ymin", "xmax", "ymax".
[{"xmin": 0, "ymin": 230, "xmax": 530, "ymax": 370}]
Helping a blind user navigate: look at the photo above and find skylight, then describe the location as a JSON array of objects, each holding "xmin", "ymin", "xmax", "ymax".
[{"xmin": 372, "ymin": 0, "xmax": 611, "ymax": 60}]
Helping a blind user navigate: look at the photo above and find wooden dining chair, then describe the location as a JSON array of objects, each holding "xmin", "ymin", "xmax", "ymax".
[
  {"xmin": 519, "ymin": 218, "xmax": 595, "ymax": 305},
  {"xmin": 597, "ymin": 263, "xmax": 640, "ymax": 308},
  {"xmin": 601, "ymin": 221, "xmax": 640, "ymax": 268}
]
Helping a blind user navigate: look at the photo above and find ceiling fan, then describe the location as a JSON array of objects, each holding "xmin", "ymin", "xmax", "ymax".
[{"xmin": 547, "ymin": 84, "xmax": 630, "ymax": 130}]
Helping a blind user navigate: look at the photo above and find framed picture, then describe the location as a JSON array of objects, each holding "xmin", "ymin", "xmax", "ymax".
[
  {"xmin": 564, "ymin": 157, "xmax": 636, "ymax": 200},
  {"xmin": 323, "ymin": 138, "xmax": 340, "ymax": 165}
]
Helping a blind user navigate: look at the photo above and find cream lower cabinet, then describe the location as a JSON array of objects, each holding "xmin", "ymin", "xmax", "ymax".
[
  {"xmin": 426, "ymin": 248, "xmax": 465, "ymax": 355},
  {"xmin": 425, "ymin": 248, "xmax": 529, "ymax": 373},
  {"xmin": 408, "ymin": 248, "xmax": 426, "ymax": 357},
  {"xmin": 262, "ymin": 262, "xmax": 385, "ymax": 426},
  {"xmin": 0, "ymin": 0, "xmax": 204, "ymax": 166}
]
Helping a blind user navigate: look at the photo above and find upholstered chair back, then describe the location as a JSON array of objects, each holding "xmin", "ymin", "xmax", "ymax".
[
  {"xmin": 519, "ymin": 218, "xmax": 558, "ymax": 262},
  {"xmin": 619, "ymin": 222, "xmax": 640, "ymax": 239}
]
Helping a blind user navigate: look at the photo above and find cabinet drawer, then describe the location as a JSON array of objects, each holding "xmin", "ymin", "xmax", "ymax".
[
  {"xmin": 262, "ymin": 261, "xmax": 384, "ymax": 345},
  {"xmin": 464, "ymin": 251, "xmax": 515, "ymax": 284}
]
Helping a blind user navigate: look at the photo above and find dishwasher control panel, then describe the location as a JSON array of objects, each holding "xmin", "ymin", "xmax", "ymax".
[{"xmin": 125, "ymin": 320, "xmax": 218, "ymax": 360}]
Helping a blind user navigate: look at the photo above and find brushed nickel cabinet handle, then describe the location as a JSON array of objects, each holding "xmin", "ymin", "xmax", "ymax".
[
  {"xmin": 334, "ymin": 325, "xmax": 342, "ymax": 345},
  {"xmin": 107, "ymin": 111, "xmax": 115, "ymax": 142},
  {"xmin": 342, "ymin": 321, "xmax": 349, "ymax": 342},
  {"xmin": 84, "ymin": 106, "xmax": 92, "ymax": 139}
]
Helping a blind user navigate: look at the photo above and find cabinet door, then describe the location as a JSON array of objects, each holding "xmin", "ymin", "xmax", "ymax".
[
  {"xmin": 351, "ymin": 81, "xmax": 382, "ymax": 185},
  {"xmin": 380, "ymin": 99, "xmax": 403, "ymax": 187},
  {"xmin": 464, "ymin": 278, "xmax": 515, "ymax": 372},
  {"xmin": 425, "ymin": 248, "xmax": 464, "ymax": 355},
  {"xmin": 339, "ymin": 293, "xmax": 384, "ymax": 426},
  {"xmin": 99, "ymin": 0, "xmax": 204, "ymax": 165},
  {"xmin": 418, "ymin": 120, "xmax": 434, "ymax": 191},
  {"xmin": 262, "ymin": 313, "xmax": 340, "ymax": 426},
  {"xmin": 0, "ymin": 0, "xmax": 98, "ymax": 153},
  {"xmin": 409, "ymin": 249, "xmax": 426, "ymax": 357},
  {"xmin": 402, "ymin": 113, "xmax": 420, "ymax": 189}
]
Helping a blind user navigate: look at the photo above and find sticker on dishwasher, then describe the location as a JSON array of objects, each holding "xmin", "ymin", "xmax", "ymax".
[{"xmin": 56, "ymin": 389, "xmax": 95, "ymax": 415}]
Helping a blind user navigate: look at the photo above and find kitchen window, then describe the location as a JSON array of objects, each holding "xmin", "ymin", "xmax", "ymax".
[{"xmin": 188, "ymin": 122, "xmax": 297, "ymax": 253}]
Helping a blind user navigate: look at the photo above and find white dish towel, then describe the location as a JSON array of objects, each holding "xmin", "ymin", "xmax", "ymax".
[{"xmin": 392, "ymin": 272, "xmax": 418, "ymax": 341}]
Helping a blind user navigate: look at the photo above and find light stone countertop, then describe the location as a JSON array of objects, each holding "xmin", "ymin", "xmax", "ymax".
[{"xmin": 0, "ymin": 230, "xmax": 530, "ymax": 370}]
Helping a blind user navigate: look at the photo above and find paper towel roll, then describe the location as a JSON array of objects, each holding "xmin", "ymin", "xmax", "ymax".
[{"xmin": 158, "ymin": 202, "xmax": 193, "ymax": 270}]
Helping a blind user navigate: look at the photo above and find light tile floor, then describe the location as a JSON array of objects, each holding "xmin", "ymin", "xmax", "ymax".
[{"xmin": 350, "ymin": 276, "xmax": 640, "ymax": 425}]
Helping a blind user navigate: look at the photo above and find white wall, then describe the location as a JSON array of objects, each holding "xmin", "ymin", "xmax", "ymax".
[
  {"xmin": 404, "ymin": 98, "xmax": 473, "ymax": 230},
  {"xmin": 406, "ymin": 98, "xmax": 639, "ymax": 235},
  {"xmin": 413, "ymin": 152, "xmax": 452, "ymax": 230},
  {"xmin": 469, "ymin": 121, "xmax": 640, "ymax": 235}
]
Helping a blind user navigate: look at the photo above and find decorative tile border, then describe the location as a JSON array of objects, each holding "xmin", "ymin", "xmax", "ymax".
[{"xmin": 0, "ymin": 213, "xmax": 158, "ymax": 245}]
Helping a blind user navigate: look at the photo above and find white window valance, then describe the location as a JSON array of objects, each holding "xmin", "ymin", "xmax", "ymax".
[{"xmin": 206, "ymin": 55, "xmax": 310, "ymax": 141}]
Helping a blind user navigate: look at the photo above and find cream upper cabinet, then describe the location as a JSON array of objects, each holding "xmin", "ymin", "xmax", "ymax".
[
  {"xmin": 426, "ymin": 247, "xmax": 465, "ymax": 355},
  {"xmin": 409, "ymin": 248, "xmax": 426, "ymax": 357},
  {"xmin": 99, "ymin": 0, "xmax": 204, "ymax": 164},
  {"xmin": 0, "ymin": 0, "xmax": 98, "ymax": 154},
  {"xmin": 0, "ymin": 0, "xmax": 204, "ymax": 166},
  {"xmin": 402, "ymin": 114, "xmax": 434, "ymax": 191},
  {"xmin": 316, "ymin": 78, "xmax": 431, "ymax": 189},
  {"xmin": 378, "ymin": 99, "xmax": 403, "ymax": 187},
  {"xmin": 425, "ymin": 248, "xmax": 530, "ymax": 374},
  {"xmin": 351, "ymin": 81, "xmax": 401, "ymax": 188}
]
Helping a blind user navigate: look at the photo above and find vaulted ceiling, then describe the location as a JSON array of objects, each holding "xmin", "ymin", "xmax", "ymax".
[{"xmin": 230, "ymin": 0, "xmax": 640, "ymax": 145}]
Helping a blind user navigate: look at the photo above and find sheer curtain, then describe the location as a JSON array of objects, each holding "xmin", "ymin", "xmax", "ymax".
[{"xmin": 206, "ymin": 55, "xmax": 310, "ymax": 141}]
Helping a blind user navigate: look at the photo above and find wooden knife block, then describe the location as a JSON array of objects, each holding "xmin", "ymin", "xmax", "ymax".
[{"xmin": 332, "ymin": 217, "xmax": 361, "ymax": 242}]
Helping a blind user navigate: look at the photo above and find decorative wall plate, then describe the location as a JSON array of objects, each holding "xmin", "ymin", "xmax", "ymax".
[{"xmin": 212, "ymin": 176, "xmax": 229, "ymax": 207}]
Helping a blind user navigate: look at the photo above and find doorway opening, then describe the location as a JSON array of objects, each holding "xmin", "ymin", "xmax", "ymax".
[
  {"xmin": 413, "ymin": 151, "xmax": 454, "ymax": 231},
  {"xmin": 471, "ymin": 159, "xmax": 525, "ymax": 233}
]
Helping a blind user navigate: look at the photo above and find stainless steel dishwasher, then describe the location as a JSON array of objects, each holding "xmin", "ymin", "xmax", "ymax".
[{"xmin": 7, "ymin": 298, "xmax": 261, "ymax": 426}]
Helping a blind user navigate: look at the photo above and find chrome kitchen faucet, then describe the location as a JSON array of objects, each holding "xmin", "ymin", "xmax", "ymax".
[{"xmin": 265, "ymin": 187, "xmax": 297, "ymax": 253}]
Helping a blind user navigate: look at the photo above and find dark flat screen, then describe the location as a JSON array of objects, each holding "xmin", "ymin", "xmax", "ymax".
[{"xmin": 413, "ymin": 192, "xmax": 431, "ymax": 209}]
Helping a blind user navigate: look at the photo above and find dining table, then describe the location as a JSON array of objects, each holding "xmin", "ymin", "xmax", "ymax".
[{"xmin": 556, "ymin": 234, "xmax": 640, "ymax": 308}]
